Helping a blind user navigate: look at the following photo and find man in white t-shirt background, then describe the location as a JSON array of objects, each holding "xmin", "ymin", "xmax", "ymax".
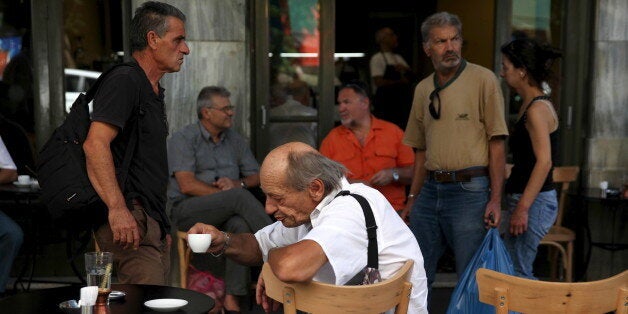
[
  {"xmin": 370, "ymin": 27, "xmax": 415, "ymax": 129},
  {"xmin": 0, "ymin": 135, "xmax": 23, "ymax": 297}
]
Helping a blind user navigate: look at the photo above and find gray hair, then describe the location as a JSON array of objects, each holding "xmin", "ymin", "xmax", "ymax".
[
  {"xmin": 196, "ymin": 86, "xmax": 231, "ymax": 119},
  {"xmin": 285, "ymin": 151, "xmax": 346, "ymax": 197},
  {"xmin": 130, "ymin": 1, "xmax": 186, "ymax": 53},
  {"xmin": 421, "ymin": 12, "xmax": 462, "ymax": 43}
]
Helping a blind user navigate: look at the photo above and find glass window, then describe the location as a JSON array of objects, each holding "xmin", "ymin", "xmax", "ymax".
[
  {"xmin": 507, "ymin": 0, "xmax": 563, "ymax": 118},
  {"xmin": 266, "ymin": 0, "xmax": 320, "ymax": 150}
]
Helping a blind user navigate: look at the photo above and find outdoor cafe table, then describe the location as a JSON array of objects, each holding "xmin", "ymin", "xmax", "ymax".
[{"xmin": 0, "ymin": 284, "xmax": 215, "ymax": 314}]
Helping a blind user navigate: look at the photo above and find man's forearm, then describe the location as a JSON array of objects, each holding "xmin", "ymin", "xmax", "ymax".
[
  {"xmin": 225, "ymin": 233, "xmax": 264, "ymax": 266},
  {"xmin": 488, "ymin": 138, "xmax": 506, "ymax": 201},
  {"xmin": 408, "ymin": 150, "xmax": 427, "ymax": 196},
  {"xmin": 0, "ymin": 168, "xmax": 17, "ymax": 184}
]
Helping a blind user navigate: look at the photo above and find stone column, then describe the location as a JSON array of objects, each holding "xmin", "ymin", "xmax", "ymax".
[{"xmin": 132, "ymin": 0, "xmax": 250, "ymax": 138}]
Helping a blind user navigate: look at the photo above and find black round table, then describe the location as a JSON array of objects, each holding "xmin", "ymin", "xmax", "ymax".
[
  {"xmin": 570, "ymin": 189, "xmax": 627, "ymax": 281},
  {"xmin": 0, "ymin": 284, "xmax": 215, "ymax": 314}
]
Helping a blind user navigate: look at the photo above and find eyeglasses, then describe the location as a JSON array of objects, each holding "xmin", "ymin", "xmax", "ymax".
[
  {"xmin": 208, "ymin": 105, "xmax": 235, "ymax": 113},
  {"xmin": 428, "ymin": 88, "xmax": 441, "ymax": 119}
]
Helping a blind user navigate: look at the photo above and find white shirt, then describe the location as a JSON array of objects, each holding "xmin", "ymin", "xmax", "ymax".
[
  {"xmin": 369, "ymin": 52, "xmax": 410, "ymax": 93},
  {"xmin": 0, "ymin": 136, "xmax": 17, "ymax": 170},
  {"xmin": 255, "ymin": 178, "xmax": 428, "ymax": 313},
  {"xmin": 370, "ymin": 52, "xmax": 410, "ymax": 77}
]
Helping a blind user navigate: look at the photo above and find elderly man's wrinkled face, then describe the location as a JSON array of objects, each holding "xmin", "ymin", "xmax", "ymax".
[
  {"xmin": 261, "ymin": 176, "xmax": 318, "ymax": 228},
  {"xmin": 260, "ymin": 161, "xmax": 320, "ymax": 228}
]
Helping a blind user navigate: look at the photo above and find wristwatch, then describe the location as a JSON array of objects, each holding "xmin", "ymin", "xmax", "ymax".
[
  {"xmin": 392, "ymin": 168, "xmax": 399, "ymax": 182},
  {"xmin": 240, "ymin": 179, "xmax": 247, "ymax": 189}
]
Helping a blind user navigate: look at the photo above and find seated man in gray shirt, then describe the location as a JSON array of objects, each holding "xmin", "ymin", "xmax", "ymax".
[{"xmin": 167, "ymin": 86, "xmax": 272, "ymax": 312}]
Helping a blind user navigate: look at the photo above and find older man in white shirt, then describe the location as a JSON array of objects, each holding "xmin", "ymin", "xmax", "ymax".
[{"xmin": 188, "ymin": 142, "xmax": 428, "ymax": 313}]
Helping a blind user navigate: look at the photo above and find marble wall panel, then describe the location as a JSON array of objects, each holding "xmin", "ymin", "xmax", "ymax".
[
  {"xmin": 134, "ymin": 0, "xmax": 246, "ymax": 42},
  {"xmin": 596, "ymin": 0, "xmax": 628, "ymax": 41},
  {"xmin": 161, "ymin": 41, "xmax": 249, "ymax": 137},
  {"xmin": 590, "ymin": 42, "xmax": 628, "ymax": 138}
]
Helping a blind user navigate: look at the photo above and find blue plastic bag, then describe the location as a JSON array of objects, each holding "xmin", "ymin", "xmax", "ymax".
[{"xmin": 446, "ymin": 228, "xmax": 515, "ymax": 314}]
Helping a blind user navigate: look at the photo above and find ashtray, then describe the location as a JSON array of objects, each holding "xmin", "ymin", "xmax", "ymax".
[
  {"xmin": 109, "ymin": 290, "xmax": 126, "ymax": 300},
  {"xmin": 58, "ymin": 300, "xmax": 80, "ymax": 314},
  {"xmin": 605, "ymin": 188, "xmax": 621, "ymax": 198}
]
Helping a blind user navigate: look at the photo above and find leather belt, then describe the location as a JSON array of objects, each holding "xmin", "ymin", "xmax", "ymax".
[{"xmin": 428, "ymin": 167, "xmax": 488, "ymax": 183}]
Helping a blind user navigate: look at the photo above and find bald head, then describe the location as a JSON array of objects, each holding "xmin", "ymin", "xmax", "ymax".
[
  {"xmin": 261, "ymin": 142, "xmax": 345, "ymax": 195},
  {"xmin": 261, "ymin": 142, "xmax": 316, "ymax": 179}
]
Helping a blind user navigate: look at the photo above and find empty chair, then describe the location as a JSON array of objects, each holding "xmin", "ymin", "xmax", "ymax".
[
  {"xmin": 541, "ymin": 166, "xmax": 579, "ymax": 281},
  {"xmin": 261, "ymin": 260, "xmax": 414, "ymax": 314},
  {"xmin": 476, "ymin": 268, "xmax": 628, "ymax": 314}
]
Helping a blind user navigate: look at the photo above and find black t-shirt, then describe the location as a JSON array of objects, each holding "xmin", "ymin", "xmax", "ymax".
[{"xmin": 91, "ymin": 60, "xmax": 170, "ymax": 235}]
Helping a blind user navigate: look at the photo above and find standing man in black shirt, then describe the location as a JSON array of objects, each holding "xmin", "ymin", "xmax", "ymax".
[{"xmin": 83, "ymin": 1, "xmax": 189, "ymax": 284}]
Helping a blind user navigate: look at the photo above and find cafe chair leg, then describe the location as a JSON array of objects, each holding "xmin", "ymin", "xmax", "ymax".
[{"xmin": 177, "ymin": 231, "xmax": 191, "ymax": 288}]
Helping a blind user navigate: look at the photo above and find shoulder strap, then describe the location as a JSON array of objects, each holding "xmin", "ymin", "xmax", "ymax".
[
  {"xmin": 335, "ymin": 190, "xmax": 378, "ymax": 269},
  {"xmin": 381, "ymin": 52, "xmax": 390, "ymax": 65},
  {"xmin": 84, "ymin": 62, "xmax": 139, "ymax": 102}
]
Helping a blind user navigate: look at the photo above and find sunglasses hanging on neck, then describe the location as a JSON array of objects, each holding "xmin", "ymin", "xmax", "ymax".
[
  {"xmin": 428, "ymin": 59, "xmax": 467, "ymax": 120},
  {"xmin": 428, "ymin": 87, "xmax": 442, "ymax": 119}
]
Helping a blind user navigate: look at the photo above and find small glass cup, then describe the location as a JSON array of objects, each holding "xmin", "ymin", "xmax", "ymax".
[{"xmin": 84, "ymin": 252, "xmax": 113, "ymax": 306}]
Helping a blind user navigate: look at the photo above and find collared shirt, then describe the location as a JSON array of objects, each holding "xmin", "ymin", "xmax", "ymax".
[
  {"xmin": 320, "ymin": 116, "xmax": 414, "ymax": 210},
  {"xmin": 167, "ymin": 122, "xmax": 259, "ymax": 201},
  {"xmin": 403, "ymin": 61, "xmax": 508, "ymax": 171},
  {"xmin": 254, "ymin": 178, "xmax": 428, "ymax": 313}
]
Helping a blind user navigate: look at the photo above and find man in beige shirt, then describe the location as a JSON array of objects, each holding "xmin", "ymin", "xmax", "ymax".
[{"xmin": 401, "ymin": 11, "xmax": 508, "ymax": 308}]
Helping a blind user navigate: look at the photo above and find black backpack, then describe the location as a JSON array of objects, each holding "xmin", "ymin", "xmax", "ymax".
[{"xmin": 37, "ymin": 63, "xmax": 142, "ymax": 219}]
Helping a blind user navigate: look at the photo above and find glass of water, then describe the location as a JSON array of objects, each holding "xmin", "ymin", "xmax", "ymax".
[{"xmin": 84, "ymin": 252, "xmax": 113, "ymax": 306}]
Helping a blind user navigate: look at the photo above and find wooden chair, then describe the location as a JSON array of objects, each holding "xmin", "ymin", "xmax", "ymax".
[
  {"xmin": 261, "ymin": 260, "xmax": 414, "ymax": 314},
  {"xmin": 476, "ymin": 268, "xmax": 628, "ymax": 313},
  {"xmin": 177, "ymin": 230, "xmax": 192, "ymax": 288},
  {"xmin": 541, "ymin": 166, "xmax": 579, "ymax": 282}
]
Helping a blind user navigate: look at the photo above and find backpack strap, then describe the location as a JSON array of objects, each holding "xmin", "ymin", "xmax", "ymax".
[{"xmin": 335, "ymin": 190, "xmax": 378, "ymax": 269}]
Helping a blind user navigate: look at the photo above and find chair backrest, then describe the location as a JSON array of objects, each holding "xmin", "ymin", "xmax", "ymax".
[
  {"xmin": 505, "ymin": 165, "xmax": 579, "ymax": 227},
  {"xmin": 551, "ymin": 166, "xmax": 579, "ymax": 227},
  {"xmin": 261, "ymin": 260, "xmax": 414, "ymax": 314},
  {"xmin": 476, "ymin": 268, "xmax": 628, "ymax": 314}
]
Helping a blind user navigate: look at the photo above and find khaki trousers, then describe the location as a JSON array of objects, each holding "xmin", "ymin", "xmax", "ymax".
[{"xmin": 94, "ymin": 203, "xmax": 170, "ymax": 285}]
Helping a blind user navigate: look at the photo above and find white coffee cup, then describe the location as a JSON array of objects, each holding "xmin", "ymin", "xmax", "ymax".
[
  {"xmin": 187, "ymin": 234, "xmax": 212, "ymax": 253},
  {"xmin": 17, "ymin": 175, "xmax": 31, "ymax": 185}
]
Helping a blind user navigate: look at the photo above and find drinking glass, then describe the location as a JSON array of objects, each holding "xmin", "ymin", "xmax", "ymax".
[{"xmin": 84, "ymin": 252, "xmax": 113, "ymax": 306}]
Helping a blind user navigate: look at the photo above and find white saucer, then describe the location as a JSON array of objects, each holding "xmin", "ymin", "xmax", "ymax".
[
  {"xmin": 144, "ymin": 298, "xmax": 188, "ymax": 312},
  {"xmin": 13, "ymin": 181, "xmax": 32, "ymax": 188}
]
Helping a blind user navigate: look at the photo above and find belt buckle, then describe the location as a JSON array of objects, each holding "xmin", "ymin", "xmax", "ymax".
[{"xmin": 434, "ymin": 170, "xmax": 453, "ymax": 183}]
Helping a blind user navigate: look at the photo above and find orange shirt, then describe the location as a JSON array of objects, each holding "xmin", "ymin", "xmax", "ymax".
[{"xmin": 320, "ymin": 116, "xmax": 414, "ymax": 210}]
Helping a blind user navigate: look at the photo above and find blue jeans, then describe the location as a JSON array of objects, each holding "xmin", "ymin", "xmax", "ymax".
[
  {"xmin": 0, "ymin": 210, "xmax": 23, "ymax": 293},
  {"xmin": 409, "ymin": 175, "xmax": 490, "ymax": 297},
  {"xmin": 503, "ymin": 190, "xmax": 557, "ymax": 279}
]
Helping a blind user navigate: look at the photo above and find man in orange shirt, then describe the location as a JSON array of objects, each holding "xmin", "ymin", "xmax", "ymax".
[{"xmin": 320, "ymin": 82, "xmax": 414, "ymax": 211}]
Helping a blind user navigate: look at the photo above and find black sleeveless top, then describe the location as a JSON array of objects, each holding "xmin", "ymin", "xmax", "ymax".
[{"xmin": 505, "ymin": 96, "xmax": 559, "ymax": 194}]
